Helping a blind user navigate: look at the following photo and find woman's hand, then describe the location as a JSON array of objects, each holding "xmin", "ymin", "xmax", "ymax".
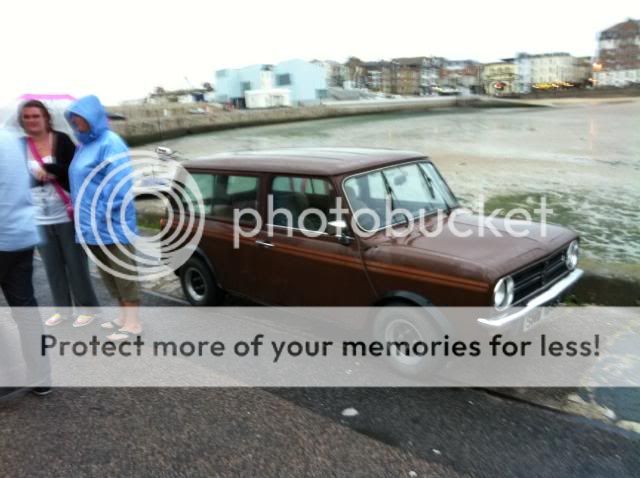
[{"xmin": 33, "ymin": 166, "xmax": 54, "ymax": 182}]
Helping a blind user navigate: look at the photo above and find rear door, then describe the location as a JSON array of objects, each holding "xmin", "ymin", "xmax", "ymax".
[{"xmin": 183, "ymin": 171, "xmax": 263, "ymax": 297}]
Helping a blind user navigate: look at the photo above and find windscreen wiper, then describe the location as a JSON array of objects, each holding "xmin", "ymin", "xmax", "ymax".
[
  {"xmin": 418, "ymin": 163, "xmax": 454, "ymax": 215},
  {"xmin": 380, "ymin": 172, "xmax": 409, "ymax": 226}
]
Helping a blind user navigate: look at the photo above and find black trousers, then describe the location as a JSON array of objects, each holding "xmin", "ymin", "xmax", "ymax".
[{"xmin": 0, "ymin": 248, "xmax": 50, "ymax": 386}]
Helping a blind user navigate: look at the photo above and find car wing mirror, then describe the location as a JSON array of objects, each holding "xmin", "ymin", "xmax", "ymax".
[{"xmin": 156, "ymin": 146, "xmax": 176, "ymax": 160}]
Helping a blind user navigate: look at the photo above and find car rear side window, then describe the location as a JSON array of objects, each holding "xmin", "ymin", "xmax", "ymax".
[
  {"xmin": 212, "ymin": 175, "xmax": 259, "ymax": 221},
  {"xmin": 178, "ymin": 173, "xmax": 259, "ymax": 222},
  {"xmin": 180, "ymin": 173, "xmax": 214, "ymax": 215}
]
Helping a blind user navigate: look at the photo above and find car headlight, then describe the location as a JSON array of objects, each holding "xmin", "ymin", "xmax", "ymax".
[
  {"xmin": 565, "ymin": 240, "xmax": 579, "ymax": 271},
  {"xmin": 494, "ymin": 276, "xmax": 515, "ymax": 311}
]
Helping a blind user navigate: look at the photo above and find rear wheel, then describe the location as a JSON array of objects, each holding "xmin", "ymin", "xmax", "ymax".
[{"xmin": 179, "ymin": 257, "xmax": 224, "ymax": 306}]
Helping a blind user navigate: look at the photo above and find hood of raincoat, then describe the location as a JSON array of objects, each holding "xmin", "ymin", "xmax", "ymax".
[
  {"xmin": 65, "ymin": 95, "xmax": 110, "ymax": 145},
  {"xmin": 66, "ymin": 98, "xmax": 137, "ymax": 245}
]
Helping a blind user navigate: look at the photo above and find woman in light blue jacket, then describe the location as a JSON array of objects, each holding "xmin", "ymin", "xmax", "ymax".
[{"xmin": 66, "ymin": 95, "xmax": 141, "ymax": 340}]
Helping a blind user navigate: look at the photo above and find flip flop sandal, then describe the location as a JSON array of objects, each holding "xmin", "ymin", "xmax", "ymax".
[
  {"xmin": 45, "ymin": 313, "xmax": 67, "ymax": 327},
  {"xmin": 100, "ymin": 320, "xmax": 124, "ymax": 330},
  {"xmin": 72, "ymin": 314, "xmax": 95, "ymax": 328},
  {"xmin": 106, "ymin": 330, "xmax": 143, "ymax": 341}
]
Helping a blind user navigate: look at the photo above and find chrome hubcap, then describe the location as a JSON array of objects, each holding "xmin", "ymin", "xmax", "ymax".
[
  {"xmin": 384, "ymin": 317, "xmax": 425, "ymax": 366},
  {"xmin": 185, "ymin": 267, "xmax": 207, "ymax": 301}
]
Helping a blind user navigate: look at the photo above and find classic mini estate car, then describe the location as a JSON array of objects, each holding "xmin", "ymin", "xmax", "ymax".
[{"xmin": 168, "ymin": 148, "xmax": 583, "ymax": 330}]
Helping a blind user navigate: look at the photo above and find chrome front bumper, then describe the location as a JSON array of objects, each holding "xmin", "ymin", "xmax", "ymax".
[{"xmin": 477, "ymin": 269, "xmax": 584, "ymax": 328}]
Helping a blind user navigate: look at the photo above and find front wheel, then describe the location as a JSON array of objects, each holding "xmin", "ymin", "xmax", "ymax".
[
  {"xmin": 179, "ymin": 257, "xmax": 224, "ymax": 306},
  {"xmin": 372, "ymin": 302, "xmax": 445, "ymax": 378}
]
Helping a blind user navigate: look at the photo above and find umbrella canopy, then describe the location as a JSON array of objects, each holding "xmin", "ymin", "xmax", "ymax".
[{"xmin": 0, "ymin": 93, "xmax": 77, "ymax": 139}]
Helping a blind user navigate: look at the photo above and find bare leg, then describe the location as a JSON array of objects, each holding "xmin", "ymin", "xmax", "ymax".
[
  {"xmin": 120, "ymin": 301, "xmax": 141, "ymax": 333},
  {"xmin": 115, "ymin": 299, "xmax": 125, "ymax": 327}
]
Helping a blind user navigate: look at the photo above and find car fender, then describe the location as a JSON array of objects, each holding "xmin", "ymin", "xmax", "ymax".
[
  {"xmin": 373, "ymin": 290, "xmax": 455, "ymax": 336},
  {"xmin": 179, "ymin": 247, "xmax": 223, "ymax": 290}
]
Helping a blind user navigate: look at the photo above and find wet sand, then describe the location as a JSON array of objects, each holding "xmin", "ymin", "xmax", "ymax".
[{"xmin": 141, "ymin": 100, "xmax": 640, "ymax": 281}]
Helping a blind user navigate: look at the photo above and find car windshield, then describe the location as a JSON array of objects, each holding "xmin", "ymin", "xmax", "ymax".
[{"xmin": 343, "ymin": 161, "xmax": 458, "ymax": 231}]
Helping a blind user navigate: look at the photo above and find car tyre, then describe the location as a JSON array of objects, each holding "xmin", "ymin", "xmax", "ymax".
[
  {"xmin": 372, "ymin": 301, "xmax": 445, "ymax": 378},
  {"xmin": 180, "ymin": 257, "xmax": 224, "ymax": 306}
]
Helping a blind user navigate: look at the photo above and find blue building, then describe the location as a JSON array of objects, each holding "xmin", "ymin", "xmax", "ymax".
[
  {"xmin": 273, "ymin": 59, "xmax": 327, "ymax": 105},
  {"xmin": 214, "ymin": 59, "xmax": 327, "ymax": 107},
  {"xmin": 215, "ymin": 64, "xmax": 273, "ymax": 107}
]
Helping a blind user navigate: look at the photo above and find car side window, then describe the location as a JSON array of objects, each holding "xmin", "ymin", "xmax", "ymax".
[
  {"xmin": 181, "ymin": 173, "xmax": 214, "ymax": 216},
  {"xmin": 271, "ymin": 176, "xmax": 335, "ymax": 232},
  {"xmin": 227, "ymin": 176, "xmax": 259, "ymax": 195},
  {"xmin": 212, "ymin": 175, "xmax": 259, "ymax": 221}
]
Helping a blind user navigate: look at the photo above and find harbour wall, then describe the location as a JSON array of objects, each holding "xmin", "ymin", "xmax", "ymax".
[{"xmin": 109, "ymin": 96, "xmax": 538, "ymax": 146}]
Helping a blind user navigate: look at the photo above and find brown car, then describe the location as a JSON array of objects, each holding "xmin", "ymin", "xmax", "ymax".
[{"xmin": 169, "ymin": 148, "xmax": 583, "ymax": 331}]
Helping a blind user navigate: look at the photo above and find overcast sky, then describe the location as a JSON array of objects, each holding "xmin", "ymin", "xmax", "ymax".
[{"xmin": 1, "ymin": 0, "xmax": 637, "ymax": 105}]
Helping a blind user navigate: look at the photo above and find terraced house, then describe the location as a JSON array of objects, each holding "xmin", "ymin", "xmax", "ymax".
[
  {"xmin": 514, "ymin": 53, "xmax": 591, "ymax": 93},
  {"xmin": 594, "ymin": 18, "xmax": 640, "ymax": 87},
  {"xmin": 482, "ymin": 60, "xmax": 517, "ymax": 95}
]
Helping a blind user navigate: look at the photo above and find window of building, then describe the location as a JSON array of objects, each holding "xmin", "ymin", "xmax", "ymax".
[{"xmin": 276, "ymin": 74, "xmax": 292, "ymax": 86}]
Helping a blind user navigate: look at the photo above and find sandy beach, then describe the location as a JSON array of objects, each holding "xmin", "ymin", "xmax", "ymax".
[{"xmin": 133, "ymin": 100, "xmax": 639, "ymax": 288}]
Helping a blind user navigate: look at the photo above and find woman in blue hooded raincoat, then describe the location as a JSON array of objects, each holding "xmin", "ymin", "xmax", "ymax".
[{"xmin": 66, "ymin": 95, "xmax": 142, "ymax": 340}]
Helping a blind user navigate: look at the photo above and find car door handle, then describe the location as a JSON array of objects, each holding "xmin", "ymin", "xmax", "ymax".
[{"xmin": 255, "ymin": 240, "xmax": 274, "ymax": 248}]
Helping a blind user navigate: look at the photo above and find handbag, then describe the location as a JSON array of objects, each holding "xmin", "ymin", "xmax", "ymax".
[{"xmin": 27, "ymin": 135, "xmax": 74, "ymax": 221}]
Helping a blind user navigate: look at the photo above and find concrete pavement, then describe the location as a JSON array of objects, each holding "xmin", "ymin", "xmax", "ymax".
[{"xmin": 0, "ymin": 258, "xmax": 638, "ymax": 476}]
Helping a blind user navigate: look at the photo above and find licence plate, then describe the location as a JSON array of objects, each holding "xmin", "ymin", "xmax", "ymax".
[{"xmin": 523, "ymin": 308, "xmax": 547, "ymax": 332}]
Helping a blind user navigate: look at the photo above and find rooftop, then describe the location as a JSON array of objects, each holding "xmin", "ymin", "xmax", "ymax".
[
  {"xmin": 600, "ymin": 18, "xmax": 640, "ymax": 38},
  {"xmin": 185, "ymin": 148, "xmax": 428, "ymax": 176},
  {"xmin": 515, "ymin": 52, "xmax": 571, "ymax": 59}
]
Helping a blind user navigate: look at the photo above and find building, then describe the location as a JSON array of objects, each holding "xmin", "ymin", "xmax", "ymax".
[
  {"xmin": 215, "ymin": 64, "xmax": 268, "ymax": 108},
  {"xmin": 342, "ymin": 56, "xmax": 448, "ymax": 96},
  {"xmin": 245, "ymin": 89, "xmax": 291, "ymax": 109},
  {"xmin": 147, "ymin": 88, "xmax": 213, "ymax": 104},
  {"xmin": 391, "ymin": 57, "xmax": 445, "ymax": 95},
  {"xmin": 514, "ymin": 54, "xmax": 532, "ymax": 94},
  {"xmin": 242, "ymin": 66, "xmax": 291, "ymax": 109},
  {"xmin": 575, "ymin": 56, "xmax": 593, "ymax": 87},
  {"xmin": 440, "ymin": 60, "xmax": 482, "ymax": 93},
  {"xmin": 594, "ymin": 18, "xmax": 640, "ymax": 86},
  {"xmin": 482, "ymin": 61, "xmax": 517, "ymax": 95},
  {"xmin": 273, "ymin": 59, "xmax": 328, "ymax": 105},
  {"xmin": 344, "ymin": 57, "xmax": 367, "ymax": 90},
  {"xmin": 215, "ymin": 60, "xmax": 327, "ymax": 108},
  {"xmin": 514, "ymin": 53, "xmax": 591, "ymax": 93},
  {"xmin": 311, "ymin": 60, "xmax": 347, "ymax": 87},
  {"xmin": 362, "ymin": 61, "xmax": 397, "ymax": 94},
  {"xmin": 392, "ymin": 57, "xmax": 432, "ymax": 95}
]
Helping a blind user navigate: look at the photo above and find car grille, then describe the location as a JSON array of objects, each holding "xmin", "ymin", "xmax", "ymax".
[{"xmin": 512, "ymin": 250, "xmax": 568, "ymax": 304}]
